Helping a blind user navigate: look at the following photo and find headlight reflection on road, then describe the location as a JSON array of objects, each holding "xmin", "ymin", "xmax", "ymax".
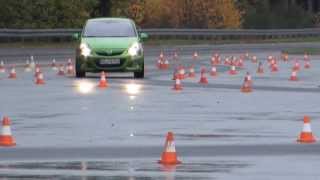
[
  {"xmin": 74, "ymin": 80, "xmax": 95, "ymax": 94},
  {"xmin": 129, "ymin": 95, "xmax": 136, "ymax": 100},
  {"xmin": 124, "ymin": 82, "xmax": 142, "ymax": 96}
]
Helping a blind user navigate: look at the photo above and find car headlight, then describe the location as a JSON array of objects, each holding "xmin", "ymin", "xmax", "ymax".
[
  {"xmin": 80, "ymin": 43, "xmax": 91, "ymax": 57},
  {"xmin": 128, "ymin": 42, "xmax": 142, "ymax": 57}
]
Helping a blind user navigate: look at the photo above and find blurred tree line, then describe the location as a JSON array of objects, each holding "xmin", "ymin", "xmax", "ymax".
[
  {"xmin": 0, "ymin": 0, "xmax": 317, "ymax": 29},
  {"xmin": 239, "ymin": 0, "xmax": 315, "ymax": 28}
]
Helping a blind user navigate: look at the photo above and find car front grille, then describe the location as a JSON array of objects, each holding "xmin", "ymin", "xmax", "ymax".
[{"xmin": 94, "ymin": 49, "xmax": 125, "ymax": 56}]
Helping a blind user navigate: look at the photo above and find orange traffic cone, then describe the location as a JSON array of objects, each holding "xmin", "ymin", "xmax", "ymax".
[
  {"xmin": 245, "ymin": 72, "xmax": 252, "ymax": 84},
  {"xmin": 297, "ymin": 116, "xmax": 316, "ymax": 143},
  {"xmin": 210, "ymin": 56, "xmax": 215, "ymax": 65},
  {"xmin": 34, "ymin": 66, "xmax": 41, "ymax": 77},
  {"xmin": 159, "ymin": 61, "xmax": 164, "ymax": 70},
  {"xmin": 245, "ymin": 52, "xmax": 249, "ymax": 59},
  {"xmin": 199, "ymin": 67, "xmax": 208, "ymax": 84},
  {"xmin": 284, "ymin": 53, "xmax": 289, "ymax": 62},
  {"xmin": 210, "ymin": 66, "xmax": 218, "ymax": 77},
  {"xmin": 292, "ymin": 60, "xmax": 300, "ymax": 71},
  {"xmin": 172, "ymin": 74, "xmax": 182, "ymax": 91},
  {"xmin": 303, "ymin": 53, "xmax": 309, "ymax": 61},
  {"xmin": 0, "ymin": 116, "xmax": 16, "ymax": 147},
  {"xmin": 159, "ymin": 51, "xmax": 164, "ymax": 59},
  {"xmin": 67, "ymin": 58, "xmax": 72, "ymax": 66},
  {"xmin": 57, "ymin": 64, "xmax": 65, "ymax": 76},
  {"xmin": 271, "ymin": 63, "xmax": 278, "ymax": 72},
  {"xmin": 157, "ymin": 52, "xmax": 164, "ymax": 68},
  {"xmin": 230, "ymin": 57, "xmax": 236, "ymax": 66},
  {"xmin": 289, "ymin": 70, "xmax": 298, "ymax": 81},
  {"xmin": 252, "ymin": 56, "xmax": 257, "ymax": 63},
  {"xmin": 35, "ymin": 63, "xmax": 40, "ymax": 69},
  {"xmin": 67, "ymin": 65, "xmax": 74, "ymax": 75},
  {"xmin": 269, "ymin": 58, "xmax": 275, "ymax": 67},
  {"xmin": 173, "ymin": 51, "xmax": 179, "ymax": 60},
  {"xmin": 35, "ymin": 72, "xmax": 45, "ymax": 85},
  {"xmin": 51, "ymin": 59, "xmax": 56, "ymax": 67},
  {"xmin": 229, "ymin": 65, "xmax": 237, "ymax": 75},
  {"xmin": 51, "ymin": 59, "xmax": 58, "ymax": 70},
  {"xmin": 0, "ymin": 61, "xmax": 5, "ymax": 73},
  {"xmin": 188, "ymin": 65, "xmax": 196, "ymax": 78},
  {"xmin": 241, "ymin": 76, "xmax": 252, "ymax": 93},
  {"xmin": 98, "ymin": 71, "xmax": 108, "ymax": 88},
  {"xmin": 224, "ymin": 58, "xmax": 230, "ymax": 65},
  {"xmin": 66, "ymin": 59, "xmax": 74, "ymax": 75},
  {"xmin": 267, "ymin": 55, "xmax": 273, "ymax": 63},
  {"xmin": 162, "ymin": 59, "xmax": 170, "ymax": 70},
  {"xmin": 237, "ymin": 58, "xmax": 244, "ymax": 67},
  {"xmin": 211, "ymin": 53, "xmax": 220, "ymax": 65},
  {"xmin": 281, "ymin": 52, "xmax": 289, "ymax": 61},
  {"xmin": 304, "ymin": 60, "xmax": 311, "ymax": 69},
  {"xmin": 8, "ymin": 67, "xmax": 16, "ymax": 79},
  {"xmin": 158, "ymin": 132, "xmax": 181, "ymax": 165},
  {"xmin": 178, "ymin": 66, "xmax": 185, "ymax": 80},
  {"xmin": 156, "ymin": 58, "xmax": 162, "ymax": 69},
  {"xmin": 192, "ymin": 51, "xmax": 198, "ymax": 60},
  {"xmin": 257, "ymin": 62, "xmax": 264, "ymax": 74}
]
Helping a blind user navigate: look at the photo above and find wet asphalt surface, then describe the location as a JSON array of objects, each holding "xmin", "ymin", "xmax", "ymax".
[{"xmin": 0, "ymin": 42, "xmax": 320, "ymax": 179}]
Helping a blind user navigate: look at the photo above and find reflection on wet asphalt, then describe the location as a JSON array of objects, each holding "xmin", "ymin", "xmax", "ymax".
[
  {"xmin": 0, "ymin": 160, "xmax": 249, "ymax": 179},
  {"xmin": 1, "ymin": 45, "xmax": 320, "ymax": 179}
]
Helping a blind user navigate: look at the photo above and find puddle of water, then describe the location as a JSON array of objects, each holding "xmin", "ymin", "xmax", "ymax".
[
  {"xmin": 0, "ymin": 160, "xmax": 249, "ymax": 179},
  {"xmin": 136, "ymin": 133, "xmax": 287, "ymax": 140},
  {"xmin": 0, "ymin": 175, "xmax": 212, "ymax": 180},
  {"xmin": 17, "ymin": 112, "xmax": 75, "ymax": 120}
]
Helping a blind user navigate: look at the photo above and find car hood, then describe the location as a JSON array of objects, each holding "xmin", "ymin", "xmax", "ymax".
[{"xmin": 82, "ymin": 37, "xmax": 138, "ymax": 50}]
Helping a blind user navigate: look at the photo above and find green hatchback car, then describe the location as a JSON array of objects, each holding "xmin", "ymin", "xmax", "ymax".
[{"xmin": 74, "ymin": 18, "xmax": 147, "ymax": 78}]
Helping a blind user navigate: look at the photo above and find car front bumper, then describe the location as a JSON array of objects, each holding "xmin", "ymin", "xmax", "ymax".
[{"xmin": 77, "ymin": 54, "xmax": 144, "ymax": 73}]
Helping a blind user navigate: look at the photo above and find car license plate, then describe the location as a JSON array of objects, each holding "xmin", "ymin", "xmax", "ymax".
[{"xmin": 100, "ymin": 59, "xmax": 120, "ymax": 65}]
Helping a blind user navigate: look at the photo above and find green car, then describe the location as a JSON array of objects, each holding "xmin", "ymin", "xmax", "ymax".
[{"xmin": 74, "ymin": 18, "xmax": 148, "ymax": 78}]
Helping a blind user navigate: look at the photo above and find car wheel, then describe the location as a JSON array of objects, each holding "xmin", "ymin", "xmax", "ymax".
[
  {"xmin": 75, "ymin": 59, "xmax": 86, "ymax": 78},
  {"xmin": 134, "ymin": 65, "xmax": 144, "ymax": 78}
]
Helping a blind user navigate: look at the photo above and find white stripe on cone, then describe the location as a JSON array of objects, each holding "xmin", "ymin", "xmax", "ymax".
[
  {"xmin": 2, "ymin": 126, "xmax": 12, "ymax": 136},
  {"xmin": 166, "ymin": 141, "xmax": 176, "ymax": 152},
  {"xmin": 11, "ymin": 68, "xmax": 16, "ymax": 74},
  {"xmin": 292, "ymin": 71, "xmax": 297, "ymax": 76},
  {"xmin": 302, "ymin": 123, "xmax": 312, "ymax": 132}
]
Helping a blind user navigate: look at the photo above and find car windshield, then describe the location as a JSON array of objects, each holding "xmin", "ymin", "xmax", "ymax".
[{"xmin": 83, "ymin": 20, "xmax": 136, "ymax": 37}]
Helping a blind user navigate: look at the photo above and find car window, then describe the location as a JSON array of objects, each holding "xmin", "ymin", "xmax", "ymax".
[{"xmin": 83, "ymin": 20, "xmax": 136, "ymax": 37}]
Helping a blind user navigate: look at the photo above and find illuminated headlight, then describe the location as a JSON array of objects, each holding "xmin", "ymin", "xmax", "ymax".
[
  {"xmin": 128, "ymin": 42, "xmax": 142, "ymax": 57},
  {"xmin": 80, "ymin": 43, "xmax": 91, "ymax": 57}
]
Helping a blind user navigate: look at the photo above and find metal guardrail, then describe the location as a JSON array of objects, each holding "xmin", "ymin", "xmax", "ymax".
[
  {"xmin": 142, "ymin": 28, "xmax": 320, "ymax": 36},
  {"xmin": 0, "ymin": 28, "xmax": 319, "ymax": 41}
]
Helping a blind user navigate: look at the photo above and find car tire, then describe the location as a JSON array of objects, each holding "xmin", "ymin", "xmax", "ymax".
[
  {"xmin": 75, "ymin": 59, "xmax": 86, "ymax": 78},
  {"xmin": 134, "ymin": 64, "xmax": 144, "ymax": 78}
]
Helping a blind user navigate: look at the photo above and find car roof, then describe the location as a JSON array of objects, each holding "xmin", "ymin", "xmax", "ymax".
[{"xmin": 87, "ymin": 18, "xmax": 133, "ymax": 23}]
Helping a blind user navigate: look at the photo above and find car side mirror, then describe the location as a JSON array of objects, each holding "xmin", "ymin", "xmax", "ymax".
[
  {"xmin": 73, "ymin": 33, "xmax": 80, "ymax": 40},
  {"xmin": 139, "ymin": 33, "xmax": 148, "ymax": 41}
]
